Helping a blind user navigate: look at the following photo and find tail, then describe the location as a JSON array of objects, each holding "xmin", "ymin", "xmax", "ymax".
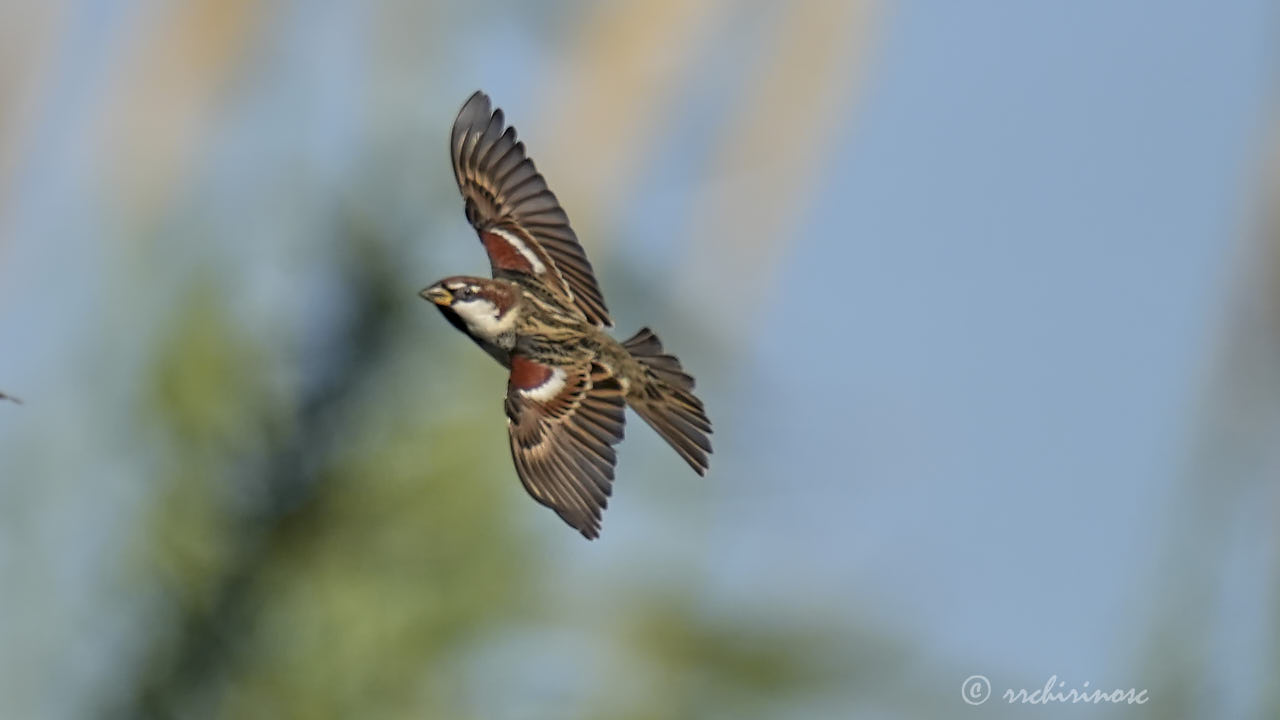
[{"xmin": 621, "ymin": 327, "xmax": 712, "ymax": 475}]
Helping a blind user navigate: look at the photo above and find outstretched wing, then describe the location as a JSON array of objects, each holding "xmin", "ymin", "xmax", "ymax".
[
  {"xmin": 505, "ymin": 355, "xmax": 626, "ymax": 539},
  {"xmin": 451, "ymin": 91, "xmax": 612, "ymax": 328}
]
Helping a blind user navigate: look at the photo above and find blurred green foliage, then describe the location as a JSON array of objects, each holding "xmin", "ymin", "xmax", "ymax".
[
  {"xmin": 111, "ymin": 224, "xmax": 884, "ymax": 718},
  {"xmin": 123, "ymin": 233, "xmax": 541, "ymax": 717}
]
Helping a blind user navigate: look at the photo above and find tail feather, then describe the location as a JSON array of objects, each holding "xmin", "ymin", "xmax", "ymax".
[{"xmin": 622, "ymin": 327, "xmax": 712, "ymax": 475}]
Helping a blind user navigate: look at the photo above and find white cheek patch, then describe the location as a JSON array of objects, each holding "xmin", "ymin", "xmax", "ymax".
[
  {"xmin": 453, "ymin": 298, "xmax": 516, "ymax": 338},
  {"xmin": 490, "ymin": 227, "xmax": 546, "ymax": 274},
  {"xmin": 520, "ymin": 367, "xmax": 568, "ymax": 402}
]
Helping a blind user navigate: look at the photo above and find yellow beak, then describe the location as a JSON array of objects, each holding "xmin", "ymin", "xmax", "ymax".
[{"xmin": 421, "ymin": 286, "xmax": 453, "ymax": 306}]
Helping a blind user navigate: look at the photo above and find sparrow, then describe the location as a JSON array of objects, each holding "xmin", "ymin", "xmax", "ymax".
[{"xmin": 420, "ymin": 91, "xmax": 712, "ymax": 539}]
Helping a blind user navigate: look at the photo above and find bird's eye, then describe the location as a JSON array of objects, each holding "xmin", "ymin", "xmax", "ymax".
[{"xmin": 455, "ymin": 286, "xmax": 472, "ymax": 300}]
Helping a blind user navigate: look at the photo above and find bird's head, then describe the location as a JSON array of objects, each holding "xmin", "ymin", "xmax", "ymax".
[{"xmin": 420, "ymin": 276, "xmax": 521, "ymax": 343}]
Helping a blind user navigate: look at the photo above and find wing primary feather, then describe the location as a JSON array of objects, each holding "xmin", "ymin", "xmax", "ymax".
[
  {"xmin": 449, "ymin": 92, "xmax": 614, "ymax": 327},
  {"xmin": 504, "ymin": 360, "xmax": 628, "ymax": 537}
]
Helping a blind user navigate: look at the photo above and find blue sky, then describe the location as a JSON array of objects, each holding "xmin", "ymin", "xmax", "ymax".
[{"xmin": 739, "ymin": 0, "xmax": 1274, "ymax": 692}]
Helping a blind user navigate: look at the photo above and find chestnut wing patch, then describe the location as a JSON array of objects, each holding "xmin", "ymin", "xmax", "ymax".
[
  {"xmin": 505, "ymin": 356, "xmax": 627, "ymax": 539},
  {"xmin": 480, "ymin": 226, "xmax": 550, "ymax": 276},
  {"xmin": 451, "ymin": 91, "xmax": 612, "ymax": 328}
]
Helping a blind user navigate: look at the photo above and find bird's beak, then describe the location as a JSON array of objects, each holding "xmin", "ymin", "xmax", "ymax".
[{"xmin": 421, "ymin": 286, "xmax": 453, "ymax": 306}]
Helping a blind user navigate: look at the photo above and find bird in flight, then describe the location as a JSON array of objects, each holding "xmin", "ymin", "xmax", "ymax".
[{"xmin": 420, "ymin": 91, "xmax": 712, "ymax": 539}]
